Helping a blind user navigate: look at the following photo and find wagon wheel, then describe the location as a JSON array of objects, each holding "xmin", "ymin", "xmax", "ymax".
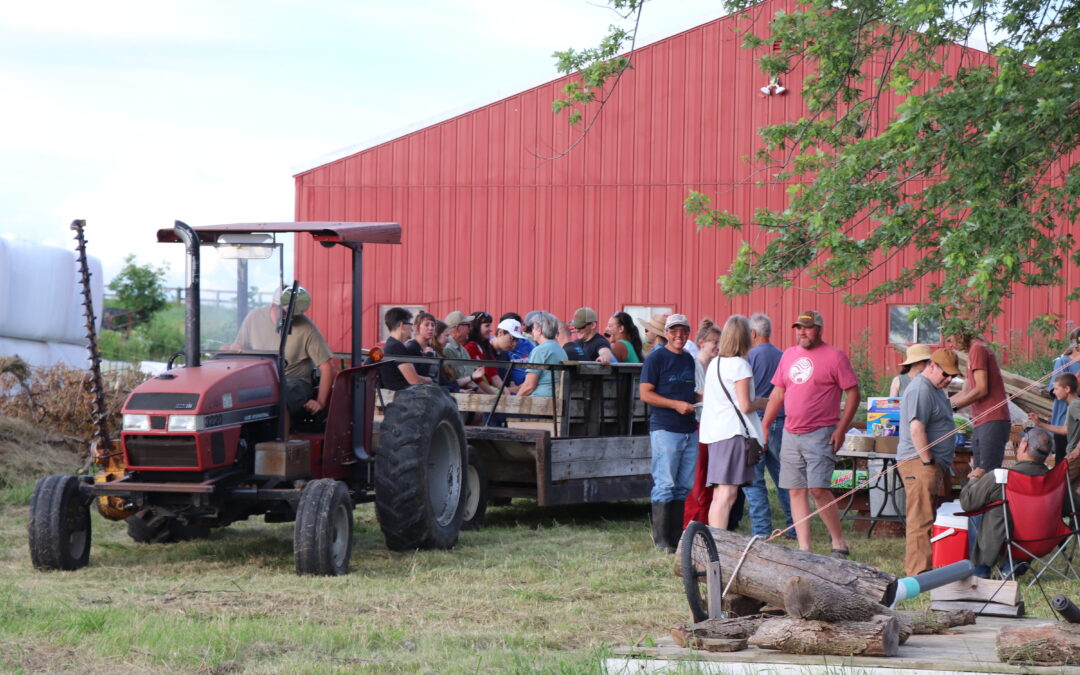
[{"xmin": 680, "ymin": 521, "xmax": 720, "ymax": 623}]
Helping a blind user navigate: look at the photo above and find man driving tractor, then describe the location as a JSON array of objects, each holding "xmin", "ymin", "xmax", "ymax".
[{"xmin": 233, "ymin": 285, "xmax": 337, "ymax": 419}]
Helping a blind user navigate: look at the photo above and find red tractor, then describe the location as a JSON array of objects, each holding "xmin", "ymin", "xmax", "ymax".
[{"xmin": 28, "ymin": 221, "xmax": 467, "ymax": 575}]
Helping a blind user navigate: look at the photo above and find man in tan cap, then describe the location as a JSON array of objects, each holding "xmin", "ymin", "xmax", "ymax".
[
  {"xmin": 762, "ymin": 310, "xmax": 860, "ymax": 557},
  {"xmin": 890, "ymin": 344, "xmax": 932, "ymax": 397},
  {"xmin": 444, "ymin": 311, "xmax": 476, "ymax": 386},
  {"xmin": 897, "ymin": 347, "xmax": 960, "ymax": 576}
]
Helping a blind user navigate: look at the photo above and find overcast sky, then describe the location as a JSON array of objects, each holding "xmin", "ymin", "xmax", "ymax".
[{"xmin": 1, "ymin": 0, "xmax": 721, "ymax": 288}]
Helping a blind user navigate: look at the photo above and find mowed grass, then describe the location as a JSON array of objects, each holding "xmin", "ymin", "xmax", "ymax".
[{"xmin": 3, "ymin": 480, "xmax": 1080, "ymax": 674}]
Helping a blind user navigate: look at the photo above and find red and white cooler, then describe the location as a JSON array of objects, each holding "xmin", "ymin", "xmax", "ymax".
[{"xmin": 931, "ymin": 501, "xmax": 969, "ymax": 567}]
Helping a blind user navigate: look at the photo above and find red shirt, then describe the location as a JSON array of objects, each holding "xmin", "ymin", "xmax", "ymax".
[
  {"xmin": 966, "ymin": 340, "xmax": 1010, "ymax": 423},
  {"xmin": 464, "ymin": 341, "xmax": 498, "ymax": 383}
]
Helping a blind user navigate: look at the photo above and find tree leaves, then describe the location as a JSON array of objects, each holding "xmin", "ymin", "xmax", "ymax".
[{"xmin": 555, "ymin": 0, "xmax": 1078, "ymax": 336}]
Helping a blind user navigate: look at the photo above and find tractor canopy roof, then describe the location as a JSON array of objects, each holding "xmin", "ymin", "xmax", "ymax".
[{"xmin": 156, "ymin": 222, "xmax": 401, "ymax": 246}]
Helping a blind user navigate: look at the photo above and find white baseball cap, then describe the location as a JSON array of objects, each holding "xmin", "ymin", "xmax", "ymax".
[{"xmin": 497, "ymin": 318, "xmax": 526, "ymax": 339}]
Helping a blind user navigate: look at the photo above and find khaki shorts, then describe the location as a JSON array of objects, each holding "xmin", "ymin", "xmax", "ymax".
[{"xmin": 779, "ymin": 425, "xmax": 837, "ymax": 490}]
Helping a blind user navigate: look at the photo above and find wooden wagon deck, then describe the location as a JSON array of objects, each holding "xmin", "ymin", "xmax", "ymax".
[{"xmin": 608, "ymin": 616, "xmax": 1080, "ymax": 674}]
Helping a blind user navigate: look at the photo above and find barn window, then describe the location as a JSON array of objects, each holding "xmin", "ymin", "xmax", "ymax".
[
  {"xmin": 889, "ymin": 305, "xmax": 941, "ymax": 346},
  {"xmin": 378, "ymin": 304, "xmax": 427, "ymax": 342},
  {"xmin": 623, "ymin": 305, "xmax": 675, "ymax": 334}
]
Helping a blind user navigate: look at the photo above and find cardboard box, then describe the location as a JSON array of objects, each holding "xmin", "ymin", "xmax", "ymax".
[
  {"xmin": 874, "ymin": 436, "xmax": 900, "ymax": 454},
  {"xmin": 866, "ymin": 397, "xmax": 902, "ymax": 425},
  {"xmin": 830, "ymin": 469, "xmax": 869, "ymax": 489},
  {"xmin": 843, "ymin": 434, "xmax": 876, "ymax": 452},
  {"xmin": 254, "ymin": 440, "xmax": 311, "ymax": 479}
]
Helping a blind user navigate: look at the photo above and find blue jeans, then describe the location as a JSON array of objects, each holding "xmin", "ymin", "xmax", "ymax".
[
  {"xmin": 650, "ymin": 429, "xmax": 698, "ymax": 502},
  {"xmin": 742, "ymin": 419, "xmax": 793, "ymax": 537}
]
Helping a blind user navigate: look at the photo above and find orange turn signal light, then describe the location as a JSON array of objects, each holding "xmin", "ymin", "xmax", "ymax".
[{"xmin": 368, "ymin": 347, "xmax": 384, "ymax": 362}]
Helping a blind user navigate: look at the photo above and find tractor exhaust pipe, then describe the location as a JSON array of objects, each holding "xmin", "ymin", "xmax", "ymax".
[{"xmin": 173, "ymin": 220, "xmax": 201, "ymax": 368}]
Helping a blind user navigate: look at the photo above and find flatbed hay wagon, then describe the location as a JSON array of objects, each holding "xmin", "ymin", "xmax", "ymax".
[{"xmin": 375, "ymin": 357, "xmax": 653, "ymax": 528}]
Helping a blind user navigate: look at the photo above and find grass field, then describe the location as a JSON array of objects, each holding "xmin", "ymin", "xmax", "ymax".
[{"xmin": 3, "ymin": 470, "xmax": 1080, "ymax": 673}]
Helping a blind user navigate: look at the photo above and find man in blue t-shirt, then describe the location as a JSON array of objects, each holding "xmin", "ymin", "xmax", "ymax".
[
  {"xmin": 743, "ymin": 312, "xmax": 794, "ymax": 538},
  {"xmin": 639, "ymin": 313, "xmax": 699, "ymax": 553}
]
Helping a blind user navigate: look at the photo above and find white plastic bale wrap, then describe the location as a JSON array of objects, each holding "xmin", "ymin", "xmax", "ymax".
[{"xmin": 0, "ymin": 238, "xmax": 103, "ymax": 368}]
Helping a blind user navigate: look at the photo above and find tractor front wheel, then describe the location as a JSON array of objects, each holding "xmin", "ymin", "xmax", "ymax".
[
  {"xmin": 294, "ymin": 479, "xmax": 353, "ymax": 576},
  {"xmin": 28, "ymin": 474, "xmax": 92, "ymax": 571}
]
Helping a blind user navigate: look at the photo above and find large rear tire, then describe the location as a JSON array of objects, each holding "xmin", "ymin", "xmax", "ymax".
[
  {"xmin": 376, "ymin": 385, "xmax": 467, "ymax": 551},
  {"xmin": 28, "ymin": 474, "xmax": 91, "ymax": 571},
  {"xmin": 461, "ymin": 446, "xmax": 488, "ymax": 531},
  {"xmin": 126, "ymin": 509, "xmax": 211, "ymax": 544},
  {"xmin": 294, "ymin": 479, "xmax": 353, "ymax": 576}
]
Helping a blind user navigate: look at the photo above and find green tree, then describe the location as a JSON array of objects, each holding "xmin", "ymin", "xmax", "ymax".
[
  {"xmin": 555, "ymin": 0, "xmax": 1079, "ymax": 335},
  {"xmin": 107, "ymin": 255, "xmax": 169, "ymax": 325}
]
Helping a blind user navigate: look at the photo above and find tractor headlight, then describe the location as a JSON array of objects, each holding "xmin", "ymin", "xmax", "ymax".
[
  {"xmin": 122, "ymin": 414, "xmax": 151, "ymax": 431},
  {"xmin": 168, "ymin": 415, "xmax": 198, "ymax": 432}
]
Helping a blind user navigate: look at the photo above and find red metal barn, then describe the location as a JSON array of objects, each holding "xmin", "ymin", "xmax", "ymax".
[{"xmin": 293, "ymin": 0, "xmax": 1077, "ymax": 374}]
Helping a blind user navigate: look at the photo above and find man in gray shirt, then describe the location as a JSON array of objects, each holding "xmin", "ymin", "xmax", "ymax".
[
  {"xmin": 444, "ymin": 311, "xmax": 477, "ymax": 385},
  {"xmin": 897, "ymin": 347, "xmax": 960, "ymax": 576}
]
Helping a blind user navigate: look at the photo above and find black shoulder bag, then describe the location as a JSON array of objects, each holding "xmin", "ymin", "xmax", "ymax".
[{"xmin": 716, "ymin": 359, "xmax": 764, "ymax": 466}]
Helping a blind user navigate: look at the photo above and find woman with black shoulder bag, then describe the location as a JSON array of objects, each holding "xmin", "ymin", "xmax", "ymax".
[{"xmin": 698, "ymin": 314, "xmax": 769, "ymax": 529}]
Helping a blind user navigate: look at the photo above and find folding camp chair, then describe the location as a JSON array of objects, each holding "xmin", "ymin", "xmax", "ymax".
[{"xmin": 994, "ymin": 460, "xmax": 1080, "ymax": 585}]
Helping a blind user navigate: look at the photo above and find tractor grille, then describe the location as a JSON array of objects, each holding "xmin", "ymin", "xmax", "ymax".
[{"xmin": 126, "ymin": 435, "xmax": 199, "ymax": 468}]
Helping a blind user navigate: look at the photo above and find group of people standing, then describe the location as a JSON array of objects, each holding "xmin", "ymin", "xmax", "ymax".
[{"xmin": 640, "ymin": 310, "xmax": 861, "ymax": 558}]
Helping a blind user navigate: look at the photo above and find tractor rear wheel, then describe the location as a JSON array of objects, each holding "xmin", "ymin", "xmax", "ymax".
[
  {"xmin": 126, "ymin": 509, "xmax": 211, "ymax": 544},
  {"xmin": 294, "ymin": 479, "xmax": 353, "ymax": 576},
  {"xmin": 461, "ymin": 446, "xmax": 488, "ymax": 531},
  {"xmin": 375, "ymin": 385, "xmax": 467, "ymax": 551},
  {"xmin": 28, "ymin": 474, "xmax": 91, "ymax": 571}
]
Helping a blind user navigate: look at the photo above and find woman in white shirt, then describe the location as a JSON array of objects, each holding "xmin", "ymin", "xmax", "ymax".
[{"xmin": 699, "ymin": 314, "xmax": 767, "ymax": 529}]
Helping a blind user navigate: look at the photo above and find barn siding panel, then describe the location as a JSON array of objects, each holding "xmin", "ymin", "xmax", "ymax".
[{"xmin": 293, "ymin": 0, "xmax": 1078, "ymax": 369}]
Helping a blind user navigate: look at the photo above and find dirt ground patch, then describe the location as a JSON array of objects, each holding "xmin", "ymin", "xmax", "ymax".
[{"xmin": 0, "ymin": 416, "xmax": 84, "ymax": 486}]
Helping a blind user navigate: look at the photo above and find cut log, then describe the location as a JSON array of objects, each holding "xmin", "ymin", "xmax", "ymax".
[
  {"xmin": 782, "ymin": 576, "xmax": 911, "ymax": 643},
  {"xmin": 997, "ymin": 622, "xmax": 1080, "ymax": 666},
  {"xmin": 675, "ymin": 527, "xmax": 897, "ymax": 607},
  {"xmin": 899, "ymin": 608, "xmax": 976, "ymax": 634},
  {"xmin": 671, "ymin": 615, "xmax": 770, "ymax": 646},
  {"xmin": 749, "ymin": 615, "xmax": 899, "ymax": 657},
  {"xmin": 723, "ymin": 594, "xmax": 766, "ymax": 617},
  {"xmin": 931, "ymin": 599, "xmax": 1025, "ymax": 617},
  {"xmin": 929, "ymin": 576, "xmax": 1020, "ymax": 606}
]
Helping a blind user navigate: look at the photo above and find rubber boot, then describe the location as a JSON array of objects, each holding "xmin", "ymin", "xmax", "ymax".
[
  {"xmin": 668, "ymin": 499, "xmax": 686, "ymax": 551},
  {"xmin": 651, "ymin": 501, "xmax": 674, "ymax": 553}
]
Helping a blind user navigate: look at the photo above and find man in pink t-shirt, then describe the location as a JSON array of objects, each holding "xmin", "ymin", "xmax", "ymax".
[{"xmin": 762, "ymin": 310, "xmax": 860, "ymax": 557}]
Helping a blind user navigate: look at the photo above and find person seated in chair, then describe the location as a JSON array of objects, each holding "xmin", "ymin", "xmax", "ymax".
[
  {"xmin": 233, "ymin": 285, "xmax": 338, "ymax": 421},
  {"xmin": 961, "ymin": 427, "xmax": 1074, "ymax": 577}
]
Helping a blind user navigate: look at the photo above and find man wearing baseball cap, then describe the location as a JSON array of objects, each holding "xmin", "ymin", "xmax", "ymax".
[
  {"xmin": 443, "ymin": 311, "xmax": 477, "ymax": 387},
  {"xmin": 762, "ymin": 310, "xmax": 860, "ymax": 557},
  {"xmin": 639, "ymin": 313, "xmax": 700, "ymax": 552},
  {"xmin": 897, "ymin": 347, "xmax": 959, "ymax": 576},
  {"xmin": 570, "ymin": 307, "xmax": 616, "ymax": 364}
]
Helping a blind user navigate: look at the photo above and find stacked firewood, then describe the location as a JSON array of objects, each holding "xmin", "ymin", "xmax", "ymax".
[{"xmin": 673, "ymin": 528, "xmax": 974, "ymax": 657}]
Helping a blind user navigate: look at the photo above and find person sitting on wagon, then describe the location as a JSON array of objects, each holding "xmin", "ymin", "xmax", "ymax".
[
  {"xmin": 233, "ymin": 285, "xmax": 337, "ymax": 418},
  {"xmin": 380, "ymin": 307, "xmax": 433, "ymax": 391},
  {"xmin": 518, "ymin": 312, "xmax": 567, "ymax": 398}
]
